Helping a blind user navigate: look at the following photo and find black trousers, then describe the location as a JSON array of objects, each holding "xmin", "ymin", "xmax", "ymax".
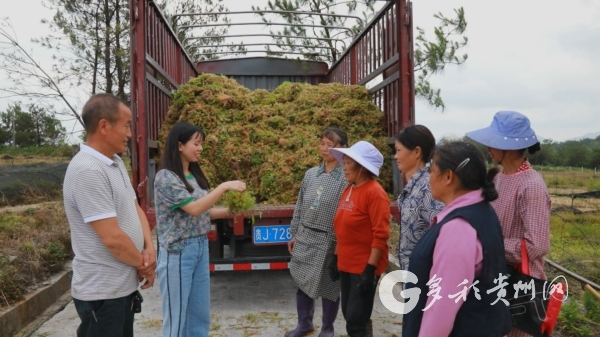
[
  {"xmin": 340, "ymin": 271, "xmax": 379, "ymax": 337},
  {"xmin": 73, "ymin": 292, "xmax": 136, "ymax": 337}
]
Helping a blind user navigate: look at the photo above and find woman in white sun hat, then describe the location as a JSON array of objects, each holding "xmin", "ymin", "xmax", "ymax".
[
  {"xmin": 328, "ymin": 140, "xmax": 390, "ymax": 337},
  {"xmin": 466, "ymin": 111, "xmax": 551, "ymax": 337}
]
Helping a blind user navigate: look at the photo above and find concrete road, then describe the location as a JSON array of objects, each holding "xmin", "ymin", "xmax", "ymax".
[{"xmin": 33, "ymin": 270, "xmax": 403, "ymax": 337}]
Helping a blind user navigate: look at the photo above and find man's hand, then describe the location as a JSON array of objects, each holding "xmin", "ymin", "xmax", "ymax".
[
  {"xmin": 137, "ymin": 248, "xmax": 156, "ymax": 289},
  {"xmin": 137, "ymin": 248, "xmax": 156, "ymax": 277},
  {"xmin": 138, "ymin": 270, "xmax": 156, "ymax": 289}
]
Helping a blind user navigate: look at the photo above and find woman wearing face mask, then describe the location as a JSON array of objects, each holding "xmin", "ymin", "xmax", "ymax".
[
  {"xmin": 394, "ymin": 125, "xmax": 444, "ymax": 271},
  {"xmin": 466, "ymin": 111, "xmax": 551, "ymax": 337},
  {"xmin": 285, "ymin": 127, "xmax": 349, "ymax": 337},
  {"xmin": 329, "ymin": 141, "xmax": 390, "ymax": 337}
]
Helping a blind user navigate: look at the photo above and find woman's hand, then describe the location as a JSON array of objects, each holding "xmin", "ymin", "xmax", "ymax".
[
  {"xmin": 328, "ymin": 255, "xmax": 340, "ymax": 282},
  {"xmin": 358, "ymin": 264, "xmax": 376, "ymax": 294},
  {"xmin": 287, "ymin": 236, "xmax": 296, "ymax": 254},
  {"xmin": 219, "ymin": 180, "xmax": 246, "ymax": 192}
]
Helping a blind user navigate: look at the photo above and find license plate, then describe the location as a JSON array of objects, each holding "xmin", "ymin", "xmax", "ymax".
[{"xmin": 253, "ymin": 225, "xmax": 292, "ymax": 244}]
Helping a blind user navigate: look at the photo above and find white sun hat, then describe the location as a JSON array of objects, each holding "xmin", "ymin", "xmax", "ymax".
[{"xmin": 329, "ymin": 140, "xmax": 384, "ymax": 177}]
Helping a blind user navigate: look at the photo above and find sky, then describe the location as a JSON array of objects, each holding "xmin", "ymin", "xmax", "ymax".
[{"xmin": 1, "ymin": 0, "xmax": 600, "ymax": 143}]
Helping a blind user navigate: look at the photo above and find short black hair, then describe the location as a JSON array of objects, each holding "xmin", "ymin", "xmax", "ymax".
[
  {"xmin": 82, "ymin": 93, "xmax": 126, "ymax": 134},
  {"xmin": 395, "ymin": 125, "xmax": 437, "ymax": 163},
  {"xmin": 321, "ymin": 126, "xmax": 348, "ymax": 147}
]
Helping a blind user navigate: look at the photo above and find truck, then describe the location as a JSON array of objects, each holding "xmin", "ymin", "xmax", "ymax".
[{"xmin": 129, "ymin": 0, "xmax": 414, "ymax": 271}]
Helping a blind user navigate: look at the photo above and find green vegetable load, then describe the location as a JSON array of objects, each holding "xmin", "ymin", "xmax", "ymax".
[{"xmin": 159, "ymin": 73, "xmax": 391, "ymax": 204}]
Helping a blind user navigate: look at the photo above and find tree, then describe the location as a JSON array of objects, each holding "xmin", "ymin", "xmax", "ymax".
[
  {"xmin": 252, "ymin": 0, "xmax": 376, "ymax": 63},
  {"xmin": 0, "ymin": 102, "xmax": 66, "ymax": 146},
  {"xmin": 530, "ymin": 138, "xmax": 558, "ymax": 166},
  {"xmin": 0, "ymin": 20, "xmax": 84, "ymax": 126},
  {"xmin": 588, "ymin": 147, "xmax": 600, "ymax": 169},
  {"xmin": 560, "ymin": 141, "xmax": 591, "ymax": 168},
  {"xmin": 414, "ymin": 8, "xmax": 468, "ymax": 109},
  {"xmin": 252, "ymin": 1, "xmax": 468, "ymax": 109},
  {"xmin": 35, "ymin": 0, "xmax": 132, "ymax": 103},
  {"xmin": 1, "ymin": 0, "xmax": 235, "ymax": 133}
]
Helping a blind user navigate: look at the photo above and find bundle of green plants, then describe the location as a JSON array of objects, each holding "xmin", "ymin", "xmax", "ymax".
[
  {"xmin": 220, "ymin": 190, "xmax": 256, "ymax": 214},
  {"xmin": 160, "ymin": 73, "xmax": 391, "ymax": 204}
]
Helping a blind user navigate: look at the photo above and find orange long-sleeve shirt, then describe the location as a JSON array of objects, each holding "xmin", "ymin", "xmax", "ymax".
[{"xmin": 333, "ymin": 179, "xmax": 390, "ymax": 275}]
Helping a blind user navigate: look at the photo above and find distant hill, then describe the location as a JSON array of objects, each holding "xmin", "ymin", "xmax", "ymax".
[{"xmin": 568, "ymin": 131, "xmax": 600, "ymax": 141}]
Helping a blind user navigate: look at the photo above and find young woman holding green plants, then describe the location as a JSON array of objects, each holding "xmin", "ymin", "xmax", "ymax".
[{"xmin": 154, "ymin": 121, "xmax": 245, "ymax": 337}]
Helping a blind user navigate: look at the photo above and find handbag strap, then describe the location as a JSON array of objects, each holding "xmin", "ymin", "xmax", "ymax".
[{"xmin": 518, "ymin": 239, "xmax": 530, "ymax": 276}]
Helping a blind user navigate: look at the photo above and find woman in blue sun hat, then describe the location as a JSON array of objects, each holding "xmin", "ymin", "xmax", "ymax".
[{"xmin": 466, "ymin": 111, "xmax": 551, "ymax": 337}]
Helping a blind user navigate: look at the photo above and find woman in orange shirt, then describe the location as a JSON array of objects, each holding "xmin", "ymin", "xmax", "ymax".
[{"xmin": 329, "ymin": 141, "xmax": 390, "ymax": 337}]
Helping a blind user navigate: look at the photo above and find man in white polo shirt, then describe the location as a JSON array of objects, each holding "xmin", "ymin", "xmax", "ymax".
[{"xmin": 63, "ymin": 93, "xmax": 156, "ymax": 337}]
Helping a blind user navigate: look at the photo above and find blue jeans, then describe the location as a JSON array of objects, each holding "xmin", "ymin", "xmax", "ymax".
[{"xmin": 157, "ymin": 236, "xmax": 210, "ymax": 337}]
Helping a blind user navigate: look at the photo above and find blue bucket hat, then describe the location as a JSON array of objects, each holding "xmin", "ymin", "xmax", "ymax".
[
  {"xmin": 329, "ymin": 141, "xmax": 384, "ymax": 176},
  {"xmin": 466, "ymin": 111, "xmax": 539, "ymax": 150}
]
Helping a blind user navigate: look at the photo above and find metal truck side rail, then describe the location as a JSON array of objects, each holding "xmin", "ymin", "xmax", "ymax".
[
  {"xmin": 130, "ymin": 0, "xmax": 199, "ymax": 226},
  {"xmin": 184, "ymin": 34, "xmax": 347, "ymax": 44},
  {"xmin": 174, "ymin": 10, "xmax": 364, "ymax": 25},
  {"xmin": 329, "ymin": 0, "xmax": 415, "ymax": 143}
]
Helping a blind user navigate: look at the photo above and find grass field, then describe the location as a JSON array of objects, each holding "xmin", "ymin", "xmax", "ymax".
[{"xmin": 521, "ymin": 168, "xmax": 600, "ymax": 336}]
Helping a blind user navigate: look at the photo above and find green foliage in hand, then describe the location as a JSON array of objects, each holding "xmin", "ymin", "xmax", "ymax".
[{"xmin": 221, "ymin": 190, "xmax": 256, "ymax": 214}]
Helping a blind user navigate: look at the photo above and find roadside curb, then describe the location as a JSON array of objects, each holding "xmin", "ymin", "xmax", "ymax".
[{"xmin": 0, "ymin": 264, "xmax": 72, "ymax": 337}]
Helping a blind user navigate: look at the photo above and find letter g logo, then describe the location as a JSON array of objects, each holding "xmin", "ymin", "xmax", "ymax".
[{"xmin": 378, "ymin": 270, "xmax": 421, "ymax": 314}]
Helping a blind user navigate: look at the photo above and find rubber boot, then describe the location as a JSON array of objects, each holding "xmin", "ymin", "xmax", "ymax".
[
  {"xmin": 285, "ymin": 289, "xmax": 315, "ymax": 337},
  {"xmin": 318, "ymin": 297, "xmax": 340, "ymax": 337}
]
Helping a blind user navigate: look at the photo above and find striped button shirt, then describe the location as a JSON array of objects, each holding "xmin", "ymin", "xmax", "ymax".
[{"xmin": 63, "ymin": 144, "xmax": 144, "ymax": 301}]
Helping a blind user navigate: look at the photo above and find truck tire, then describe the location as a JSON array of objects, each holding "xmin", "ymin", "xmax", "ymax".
[{"xmin": 236, "ymin": 240, "xmax": 290, "ymax": 258}]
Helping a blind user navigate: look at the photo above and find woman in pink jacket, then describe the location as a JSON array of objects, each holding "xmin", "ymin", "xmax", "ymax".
[{"xmin": 403, "ymin": 141, "xmax": 511, "ymax": 337}]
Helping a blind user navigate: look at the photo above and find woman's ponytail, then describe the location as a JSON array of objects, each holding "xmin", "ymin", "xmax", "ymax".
[{"xmin": 483, "ymin": 168, "xmax": 500, "ymax": 202}]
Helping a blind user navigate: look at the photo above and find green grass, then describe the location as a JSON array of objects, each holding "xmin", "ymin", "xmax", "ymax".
[
  {"xmin": 539, "ymin": 169, "xmax": 600, "ymax": 191},
  {"xmin": 0, "ymin": 145, "xmax": 73, "ymax": 158},
  {"xmin": 548, "ymin": 212, "xmax": 600, "ymax": 283},
  {"xmin": 547, "ymin": 211, "xmax": 600, "ymax": 336}
]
